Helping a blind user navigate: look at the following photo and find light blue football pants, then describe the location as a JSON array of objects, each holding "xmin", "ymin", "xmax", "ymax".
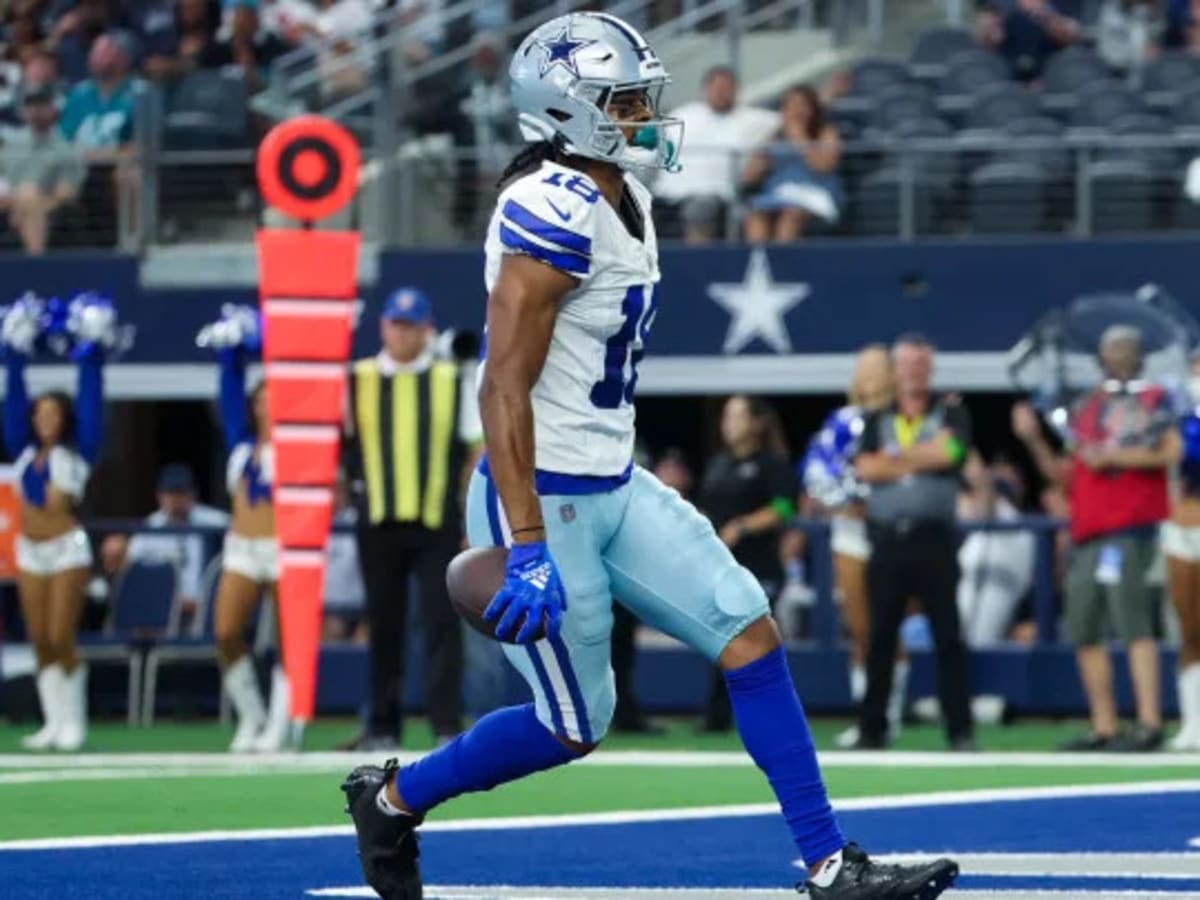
[{"xmin": 465, "ymin": 465, "xmax": 770, "ymax": 743}]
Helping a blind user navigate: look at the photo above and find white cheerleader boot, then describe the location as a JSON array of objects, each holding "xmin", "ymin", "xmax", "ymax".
[
  {"xmin": 53, "ymin": 664, "xmax": 88, "ymax": 752},
  {"xmin": 223, "ymin": 656, "xmax": 267, "ymax": 752},
  {"xmin": 250, "ymin": 665, "xmax": 291, "ymax": 753},
  {"xmin": 1169, "ymin": 665, "xmax": 1200, "ymax": 751},
  {"xmin": 21, "ymin": 665, "xmax": 64, "ymax": 751}
]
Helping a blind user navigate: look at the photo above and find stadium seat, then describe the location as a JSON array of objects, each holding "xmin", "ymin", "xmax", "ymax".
[
  {"xmin": 141, "ymin": 554, "xmax": 270, "ymax": 725},
  {"xmin": 888, "ymin": 117, "xmax": 957, "ymax": 194},
  {"xmin": 850, "ymin": 57, "xmax": 912, "ymax": 97},
  {"xmin": 1068, "ymin": 81, "xmax": 1146, "ymax": 131},
  {"xmin": 1104, "ymin": 113, "xmax": 1178, "ymax": 176},
  {"xmin": 852, "ymin": 166, "xmax": 936, "ymax": 236},
  {"xmin": 164, "ymin": 70, "xmax": 250, "ymax": 150},
  {"xmin": 1000, "ymin": 116, "xmax": 1071, "ymax": 180},
  {"xmin": 964, "ymin": 82, "xmax": 1040, "ymax": 131},
  {"xmin": 79, "ymin": 558, "xmax": 180, "ymax": 725},
  {"xmin": 969, "ymin": 161, "xmax": 1048, "ymax": 234},
  {"xmin": 1041, "ymin": 46, "xmax": 1111, "ymax": 117},
  {"xmin": 1172, "ymin": 85, "xmax": 1200, "ymax": 134},
  {"xmin": 1086, "ymin": 158, "xmax": 1156, "ymax": 233},
  {"xmin": 909, "ymin": 26, "xmax": 976, "ymax": 80},
  {"xmin": 1142, "ymin": 50, "xmax": 1200, "ymax": 101},
  {"xmin": 938, "ymin": 49, "xmax": 1010, "ymax": 100},
  {"xmin": 867, "ymin": 84, "xmax": 938, "ymax": 134}
]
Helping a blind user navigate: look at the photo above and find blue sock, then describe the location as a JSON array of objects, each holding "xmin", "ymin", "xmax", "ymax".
[
  {"xmin": 397, "ymin": 703, "xmax": 577, "ymax": 813},
  {"xmin": 725, "ymin": 647, "xmax": 845, "ymax": 867}
]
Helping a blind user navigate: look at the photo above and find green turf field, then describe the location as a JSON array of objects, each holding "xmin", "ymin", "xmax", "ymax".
[{"xmin": 2, "ymin": 717, "xmax": 1196, "ymax": 843}]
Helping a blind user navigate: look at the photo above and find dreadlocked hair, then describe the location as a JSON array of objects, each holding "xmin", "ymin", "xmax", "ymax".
[{"xmin": 497, "ymin": 141, "xmax": 559, "ymax": 190}]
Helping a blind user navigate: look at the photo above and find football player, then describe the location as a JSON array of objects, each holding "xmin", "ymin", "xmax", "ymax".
[{"xmin": 342, "ymin": 13, "xmax": 959, "ymax": 899}]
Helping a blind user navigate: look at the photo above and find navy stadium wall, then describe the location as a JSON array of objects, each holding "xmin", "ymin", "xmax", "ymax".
[{"xmin": 7, "ymin": 235, "xmax": 1200, "ymax": 377}]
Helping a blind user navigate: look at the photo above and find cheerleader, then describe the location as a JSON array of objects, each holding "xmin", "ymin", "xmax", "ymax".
[
  {"xmin": 1163, "ymin": 354, "xmax": 1200, "ymax": 751},
  {"xmin": 202, "ymin": 307, "xmax": 289, "ymax": 753},
  {"xmin": 802, "ymin": 344, "xmax": 906, "ymax": 747},
  {"xmin": 5, "ymin": 296, "xmax": 108, "ymax": 752}
]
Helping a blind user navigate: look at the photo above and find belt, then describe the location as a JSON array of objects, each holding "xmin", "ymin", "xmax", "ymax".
[{"xmin": 868, "ymin": 518, "xmax": 953, "ymax": 537}]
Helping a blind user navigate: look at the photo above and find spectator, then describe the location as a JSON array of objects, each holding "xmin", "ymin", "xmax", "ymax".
[
  {"xmin": 275, "ymin": 0, "xmax": 371, "ymax": 99},
  {"xmin": 60, "ymin": 31, "xmax": 136, "ymax": 154},
  {"xmin": 142, "ymin": 0, "xmax": 218, "ymax": 82},
  {"xmin": 1012, "ymin": 324, "xmax": 1179, "ymax": 752},
  {"xmin": 0, "ymin": 83, "xmax": 85, "ymax": 253},
  {"xmin": 653, "ymin": 65, "xmax": 778, "ymax": 244},
  {"xmin": 114, "ymin": 464, "xmax": 229, "ymax": 619},
  {"xmin": 1168, "ymin": 0, "xmax": 1200, "ymax": 47},
  {"xmin": 696, "ymin": 396, "xmax": 796, "ymax": 731},
  {"xmin": 977, "ymin": 0, "xmax": 1082, "ymax": 82},
  {"xmin": 22, "ymin": 48, "xmax": 60, "ymax": 92},
  {"xmin": 956, "ymin": 452, "xmax": 1036, "ymax": 646},
  {"xmin": 853, "ymin": 334, "xmax": 975, "ymax": 751},
  {"xmin": 1097, "ymin": 0, "xmax": 1163, "ymax": 74},
  {"xmin": 459, "ymin": 33, "xmax": 513, "ymax": 177},
  {"xmin": 200, "ymin": 0, "xmax": 287, "ymax": 90},
  {"xmin": 48, "ymin": 0, "xmax": 119, "ymax": 85},
  {"xmin": 741, "ymin": 84, "xmax": 842, "ymax": 244}
]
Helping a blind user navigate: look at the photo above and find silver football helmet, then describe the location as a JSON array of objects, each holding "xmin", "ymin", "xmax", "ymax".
[{"xmin": 510, "ymin": 12, "xmax": 683, "ymax": 172}]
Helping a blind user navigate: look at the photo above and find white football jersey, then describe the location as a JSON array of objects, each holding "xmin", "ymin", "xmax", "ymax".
[{"xmin": 483, "ymin": 159, "xmax": 661, "ymax": 477}]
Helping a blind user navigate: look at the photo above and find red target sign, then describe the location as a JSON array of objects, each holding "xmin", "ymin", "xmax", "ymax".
[{"xmin": 256, "ymin": 115, "xmax": 360, "ymax": 222}]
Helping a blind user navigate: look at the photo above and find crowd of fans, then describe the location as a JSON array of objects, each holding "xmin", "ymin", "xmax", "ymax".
[{"xmin": 6, "ymin": 1, "xmax": 1200, "ymax": 250}]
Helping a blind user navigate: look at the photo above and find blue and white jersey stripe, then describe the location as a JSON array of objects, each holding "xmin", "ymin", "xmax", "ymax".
[
  {"xmin": 499, "ymin": 222, "xmax": 589, "ymax": 275},
  {"xmin": 501, "ymin": 199, "xmax": 593, "ymax": 256}
]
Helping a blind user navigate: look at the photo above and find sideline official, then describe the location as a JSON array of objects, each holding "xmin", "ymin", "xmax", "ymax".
[
  {"xmin": 853, "ymin": 334, "xmax": 974, "ymax": 750},
  {"xmin": 340, "ymin": 288, "xmax": 483, "ymax": 751}
]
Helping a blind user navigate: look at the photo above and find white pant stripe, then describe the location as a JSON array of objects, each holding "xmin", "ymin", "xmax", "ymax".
[{"xmin": 536, "ymin": 641, "xmax": 582, "ymax": 741}]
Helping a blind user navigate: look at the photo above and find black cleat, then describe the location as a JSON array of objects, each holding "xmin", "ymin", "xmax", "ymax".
[
  {"xmin": 340, "ymin": 758, "xmax": 424, "ymax": 900},
  {"xmin": 800, "ymin": 843, "xmax": 958, "ymax": 899}
]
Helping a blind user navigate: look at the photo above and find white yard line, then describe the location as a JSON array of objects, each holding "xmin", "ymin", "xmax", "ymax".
[
  {"xmin": 308, "ymin": 889, "xmax": 1198, "ymax": 900},
  {"xmin": 2, "ymin": 749, "xmax": 1200, "ymax": 771},
  {"xmin": 2, "ymin": 780, "xmax": 1198, "ymax": 852}
]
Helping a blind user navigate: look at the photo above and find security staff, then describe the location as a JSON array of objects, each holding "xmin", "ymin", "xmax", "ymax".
[
  {"xmin": 853, "ymin": 334, "xmax": 974, "ymax": 751},
  {"xmin": 340, "ymin": 288, "xmax": 483, "ymax": 751}
]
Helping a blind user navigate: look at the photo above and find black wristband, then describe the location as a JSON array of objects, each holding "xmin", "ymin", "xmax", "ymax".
[{"xmin": 511, "ymin": 525, "xmax": 545, "ymax": 536}]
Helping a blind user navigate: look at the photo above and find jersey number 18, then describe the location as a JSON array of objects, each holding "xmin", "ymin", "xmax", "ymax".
[{"xmin": 590, "ymin": 285, "xmax": 656, "ymax": 409}]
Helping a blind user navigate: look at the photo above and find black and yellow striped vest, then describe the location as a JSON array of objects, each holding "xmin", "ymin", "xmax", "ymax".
[{"xmin": 350, "ymin": 356, "xmax": 464, "ymax": 529}]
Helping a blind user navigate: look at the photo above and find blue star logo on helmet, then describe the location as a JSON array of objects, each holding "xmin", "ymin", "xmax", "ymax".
[{"xmin": 535, "ymin": 26, "xmax": 595, "ymax": 78}]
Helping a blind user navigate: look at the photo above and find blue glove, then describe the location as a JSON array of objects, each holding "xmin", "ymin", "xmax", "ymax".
[{"xmin": 484, "ymin": 541, "xmax": 567, "ymax": 644}]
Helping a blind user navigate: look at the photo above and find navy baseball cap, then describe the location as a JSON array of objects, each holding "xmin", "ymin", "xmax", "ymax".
[
  {"xmin": 382, "ymin": 288, "xmax": 432, "ymax": 325},
  {"xmin": 157, "ymin": 464, "xmax": 195, "ymax": 493}
]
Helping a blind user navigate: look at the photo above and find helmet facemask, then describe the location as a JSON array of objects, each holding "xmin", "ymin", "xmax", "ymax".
[{"xmin": 567, "ymin": 79, "xmax": 684, "ymax": 173}]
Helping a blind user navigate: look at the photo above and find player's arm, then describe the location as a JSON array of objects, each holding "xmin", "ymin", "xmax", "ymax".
[{"xmin": 479, "ymin": 254, "xmax": 575, "ymax": 544}]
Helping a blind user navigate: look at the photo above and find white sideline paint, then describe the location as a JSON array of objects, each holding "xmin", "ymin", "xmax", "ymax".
[
  {"xmin": 313, "ymin": 892, "xmax": 1198, "ymax": 899},
  {"xmin": 1, "ymin": 780, "xmax": 1198, "ymax": 852},
  {"xmin": 3, "ymin": 749, "xmax": 1200, "ymax": 771}
]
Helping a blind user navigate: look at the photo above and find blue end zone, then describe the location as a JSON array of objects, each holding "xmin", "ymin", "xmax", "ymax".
[{"xmin": 3, "ymin": 790, "xmax": 1199, "ymax": 898}]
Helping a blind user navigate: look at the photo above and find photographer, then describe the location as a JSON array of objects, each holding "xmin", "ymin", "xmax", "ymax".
[{"xmin": 1013, "ymin": 325, "xmax": 1179, "ymax": 752}]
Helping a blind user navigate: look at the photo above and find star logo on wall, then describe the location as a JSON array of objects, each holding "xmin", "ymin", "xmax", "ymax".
[
  {"xmin": 535, "ymin": 27, "xmax": 595, "ymax": 78},
  {"xmin": 707, "ymin": 248, "xmax": 810, "ymax": 354}
]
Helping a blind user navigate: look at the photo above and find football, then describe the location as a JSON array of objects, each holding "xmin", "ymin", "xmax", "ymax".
[{"xmin": 446, "ymin": 546, "xmax": 546, "ymax": 644}]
